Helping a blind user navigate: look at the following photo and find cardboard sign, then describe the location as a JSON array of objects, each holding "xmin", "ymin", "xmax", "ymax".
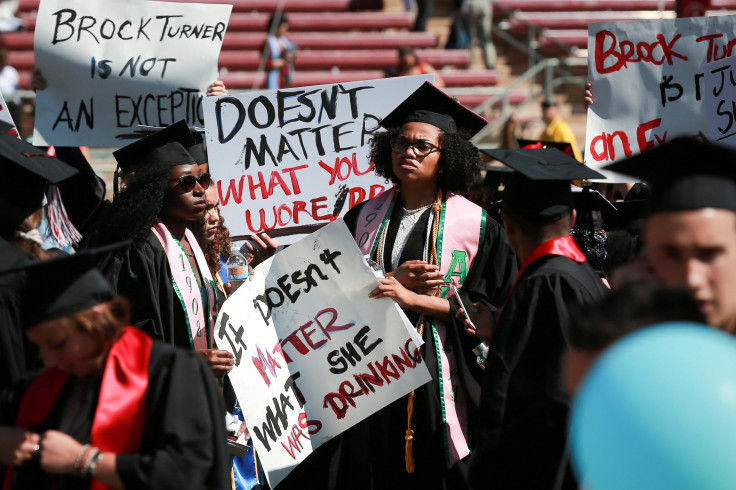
[
  {"xmin": 32, "ymin": 0, "xmax": 231, "ymax": 146},
  {"xmin": 0, "ymin": 92, "xmax": 19, "ymax": 137},
  {"xmin": 202, "ymin": 74, "xmax": 433, "ymax": 240},
  {"xmin": 215, "ymin": 219, "xmax": 431, "ymax": 488},
  {"xmin": 705, "ymin": 54, "xmax": 736, "ymax": 148},
  {"xmin": 585, "ymin": 15, "xmax": 736, "ymax": 180}
]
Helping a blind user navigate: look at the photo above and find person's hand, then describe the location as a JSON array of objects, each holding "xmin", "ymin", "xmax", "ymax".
[
  {"xmin": 283, "ymin": 51, "xmax": 295, "ymax": 63},
  {"xmin": 583, "ymin": 82, "xmax": 594, "ymax": 110},
  {"xmin": 207, "ymin": 79, "xmax": 228, "ymax": 97},
  {"xmin": 0, "ymin": 427, "xmax": 40, "ymax": 466},
  {"xmin": 387, "ymin": 260, "xmax": 444, "ymax": 294},
  {"xmin": 456, "ymin": 302, "xmax": 495, "ymax": 342},
  {"xmin": 198, "ymin": 349, "xmax": 235, "ymax": 376},
  {"xmin": 244, "ymin": 233, "xmax": 278, "ymax": 267},
  {"xmin": 237, "ymin": 420, "xmax": 249, "ymax": 439},
  {"xmin": 30, "ymin": 68, "xmax": 47, "ymax": 92},
  {"xmin": 39, "ymin": 430, "xmax": 82, "ymax": 475},
  {"xmin": 369, "ymin": 276, "xmax": 416, "ymax": 310}
]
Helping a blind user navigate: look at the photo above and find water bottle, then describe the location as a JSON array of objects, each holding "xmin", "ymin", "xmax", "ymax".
[{"xmin": 227, "ymin": 245, "xmax": 249, "ymax": 293}]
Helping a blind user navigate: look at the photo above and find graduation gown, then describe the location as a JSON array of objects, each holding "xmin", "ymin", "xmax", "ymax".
[
  {"xmin": 98, "ymin": 231, "xmax": 192, "ymax": 350},
  {"xmin": 342, "ymin": 194, "xmax": 518, "ymax": 489},
  {"xmin": 0, "ymin": 238, "xmax": 38, "ymax": 395},
  {"xmin": 468, "ymin": 243, "xmax": 608, "ymax": 490},
  {"xmin": 5, "ymin": 333, "xmax": 230, "ymax": 490}
]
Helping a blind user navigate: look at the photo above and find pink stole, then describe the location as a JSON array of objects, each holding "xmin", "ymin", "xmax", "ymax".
[
  {"xmin": 150, "ymin": 221, "xmax": 216, "ymax": 351},
  {"xmin": 355, "ymin": 189, "xmax": 485, "ymax": 468}
]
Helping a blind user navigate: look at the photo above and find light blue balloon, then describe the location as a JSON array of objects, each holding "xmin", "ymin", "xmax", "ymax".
[{"xmin": 570, "ymin": 323, "xmax": 736, "ymax": 490}]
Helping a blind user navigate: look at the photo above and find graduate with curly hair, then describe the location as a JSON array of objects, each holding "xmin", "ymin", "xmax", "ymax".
[
  {"xmin": 342, "ymin": 82, "xmax": 518, "ymax": 489},
  {"xmin": 93, "ymin": 121, "xmax": 234, "ymax": 378}
]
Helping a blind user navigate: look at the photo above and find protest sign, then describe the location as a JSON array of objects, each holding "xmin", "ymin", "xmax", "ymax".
[
  {"xmin": 0, "ymin": 92, "xmax": 19, "ymax": 137},
  {"xmin": 215, "ymin": 219, "xmax": 431, "ymax": 488},
  {"xmin": 33, "ymin": 0, "xmax": 231, "ymax": 146},
  {"xmin": 202, "ymin": 74, "xmax": 433, "ymax": 240},
  {"xmin": 704, "ymin": 54, "xmax": 736, "ymax": 148},
  {"xmin": 585, "ymin": 15, "xmax": 736, "ymax": 180}
]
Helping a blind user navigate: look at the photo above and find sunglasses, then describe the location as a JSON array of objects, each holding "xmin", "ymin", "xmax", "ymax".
[{"xmin": 169, "ymin": 173, "xmax": 211, "ymax": 192}]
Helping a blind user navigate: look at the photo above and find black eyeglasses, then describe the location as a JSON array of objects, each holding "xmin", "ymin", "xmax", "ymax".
[
  {"xmin": 169, "ymin": 173, "xmax": 211, "ymax": 192},
  {"xmin": 390, "ymin": 137, "xmax": 441, "ymax": 157}
]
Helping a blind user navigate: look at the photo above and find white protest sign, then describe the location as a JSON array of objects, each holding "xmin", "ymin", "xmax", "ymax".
[
  {"xmin": 33, "ymin": 0, "xmax": 231, "ymax": 146},
  {"xmin": 202, "ymin": 74, "xmax": 433, "ymax": 240},
  {"xmin": 705, "ymin": 54, "xmax": 736, "ymax": 148},
  {"xmin": 585, "ymin": 15, "xmax": 736, "ymax": 181},
  {"xmin": 215, "ymin": 219, "xmax": 431, "ymax": 488},
  {"xmin": 0, "ymin": 92, "xmax": 19, "ymax": 137}
]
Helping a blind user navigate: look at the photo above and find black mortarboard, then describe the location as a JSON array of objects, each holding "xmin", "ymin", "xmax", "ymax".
[
  {"xmin": 573, "ymin": 188, "xmax": 617, "ymax": 214},
  {"xmin": 482, "ymin": 147, "xmax": 605, "ymax": 222},
  {"xmin": 0, "ymin": 241, "xmax": 127, "ymax": 329},
  {"xmin": 604, "ymin": 137, "xmax": 736, "ymax": 214},
  {"xmin": 573, "ymin": 188, "xmax": 616, "ymax": 231},
  {"xmin": 113, "ymin": 120, "xmax": 196, "ymax": 173},
  {"xmin": 601, "ymin": 199, "xmax": 647, "ymax": 234},
  {"xmin": 379, "ymin": 81, "xmax": 487, "ymax": 136},
  {"xmin": 0, "ymin": 121, "xmax": 78, "ymax": 211},
  {"xmin": 517, "ymin": 138, "xmax": 574, "ymax": 158}
]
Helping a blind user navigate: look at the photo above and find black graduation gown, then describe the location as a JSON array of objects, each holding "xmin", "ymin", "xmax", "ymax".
[
  {"xmin": 468, "ymin": 255, "xmax": 608, "ymax": 490},
  {"xmin": 342, "ymin": 196, "xmax": 518, "ymax": 489},
  {"xmin": 7, "ymin": 339, "xmax": 230, "ymax": 490},
  {"xmin": 0, "ymin": 238, "xmax": 38, "ymax": 396},
  {"xmin": 97, "ymin": 232, "xmax": 191, "ymax": 350},
  {"xmin": 53, "ymin": 147, "xmax": 108, "ymax": 250}
]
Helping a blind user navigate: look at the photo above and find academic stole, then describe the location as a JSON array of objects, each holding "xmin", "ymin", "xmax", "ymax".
[
  {"xmin": 151, "ymin": 221, "xmax": 216, "ymax": 351},
  {"xmin": 356, "ymin": 188, "xmax": 486, "ymax": 470},
  {"xmin": 4, "ymin": 327, "xmax": 151, "ymax": 490}
]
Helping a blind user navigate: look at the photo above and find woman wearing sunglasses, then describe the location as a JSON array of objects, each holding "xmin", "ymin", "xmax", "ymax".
[
  {"xmin": 92, "ymin": 121, "xmax": 233, "ymax": 377},
  {"xmin": 341, "ymin": 82, "xmax": 517, "ymax": 488}
]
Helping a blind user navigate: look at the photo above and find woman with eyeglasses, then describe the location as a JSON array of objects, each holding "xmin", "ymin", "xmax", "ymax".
[
  {"xmin": 92, "ymin": 121, "xmax": 234, "ymax": 377},
  {"xmin": 342, "ymin": 82, "xmax": 517, "ymax": 489}
]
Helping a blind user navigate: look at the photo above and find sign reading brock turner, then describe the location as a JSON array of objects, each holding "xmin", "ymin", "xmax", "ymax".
[
  {"xmin": 33, "ymin": 0, "xmax": 231, "ymax": 146},
  {"xmin": 215, "ymin": 220, "xmax": 431, "ymax": 488}
]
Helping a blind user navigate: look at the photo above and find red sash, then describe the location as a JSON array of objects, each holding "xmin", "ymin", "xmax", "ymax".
[
  {"xmin": 3, "ymin": 327, "xmax": 152, "ymax": 490},
  {"xmin": 495, "ymin": 235, "xmax": 586, "ymax": 329}
]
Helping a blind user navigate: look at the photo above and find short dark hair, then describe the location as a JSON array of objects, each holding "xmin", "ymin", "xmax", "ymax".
[
  {"xmin": 567, "ymin": 282, "xmax": 705, "ymax": 351},
  {"xmin": 368, "ymin": 127, "xmax": 482, "ymax": 193},
  {"xmin": 502, "ymin": 203, "xmax": 571, "ymax": 243}
]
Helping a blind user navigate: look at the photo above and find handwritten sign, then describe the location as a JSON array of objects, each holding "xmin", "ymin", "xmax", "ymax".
[
  {"xmin": 215, "ymin": 219, "xmax": 431, "ymax": 488},
  {"xmin": 33, "ymin": 0, "xmax": 231, "ymax": 146},
  {"xmin": 705, "ymin": 54, "xmax": 736, "ymax": 148},
  {"xmin": 585, "ymin": 15, "xmax": 736, "ymax": 180},
  {"xmin": 202, "ymin": 74, "xmax": 433, "ymax": 239},
  {"xmin": 0, "ymin": 92, "xmax": 19, "ymax": 137}
]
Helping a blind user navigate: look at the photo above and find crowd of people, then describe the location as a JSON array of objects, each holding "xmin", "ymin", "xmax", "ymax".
[{"xmin": 0, "ymin": 50, "xmax": 733, "ymax": 490}]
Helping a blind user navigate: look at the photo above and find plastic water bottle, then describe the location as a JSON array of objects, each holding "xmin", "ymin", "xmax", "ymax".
[{"xmin": 227, "ymin": 245, "xmax": 249, "ymax": 293}]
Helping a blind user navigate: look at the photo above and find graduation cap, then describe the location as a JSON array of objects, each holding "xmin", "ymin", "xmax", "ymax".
[
  {"xmin": 0, "ymin": 121, "xmax": 78, "ymax": 212},
  {"xmin": 112, "ymin": 120, "xmax": 196, "ymax": 173},
  {"xmin": 482, "ymin": 147, "xmax": 605, "ymax": 222},
  {"xmin": 379, "ymin": 81, "xmax": 487, "ymax": 136},
  {"xmin": 517, "ymin": 138, "xmax": 574, "ymax": 158},
  {"xmin": 572, "ymin": 188, "xmax": 617, "ymax": 231},
  {"xmin": 0, "ymin": 241, "xmax": 127, "ymax": 329},
  {"xmin": 601, "ymin": 199, "xmax": 648, "ymax": 234},
  {"xmin": 604, "ymin": 137, "xmax": 736, "ymax": 214}
]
